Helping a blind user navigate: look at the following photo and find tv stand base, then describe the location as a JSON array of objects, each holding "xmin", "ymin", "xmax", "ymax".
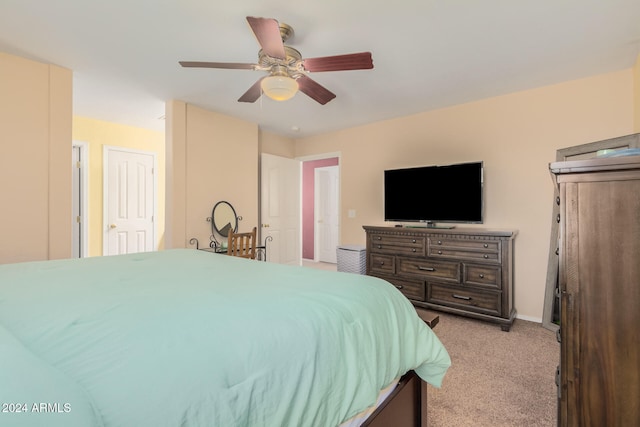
[{"xmin": 405, "ymin": 223, "xmax": 456, "ymax": 229}]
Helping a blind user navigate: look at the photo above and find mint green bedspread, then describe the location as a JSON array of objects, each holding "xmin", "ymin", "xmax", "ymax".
[{"xmin": 0, "ymin": 249, "xmax": 450, "ymax": 427}]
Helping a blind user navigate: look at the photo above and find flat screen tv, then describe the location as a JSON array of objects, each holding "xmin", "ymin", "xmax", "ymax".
[{"xmin": 384, "ymin": 161, "xmax": 483, "ymax": 225}]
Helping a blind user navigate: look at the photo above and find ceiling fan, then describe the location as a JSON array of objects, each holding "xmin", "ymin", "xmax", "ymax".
[{"xmin": 179, "ymin": 16, "xmax": 374, "ymax": 105}]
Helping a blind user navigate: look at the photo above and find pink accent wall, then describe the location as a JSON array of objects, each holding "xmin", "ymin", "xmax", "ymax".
[{"xmin": 302, "ymin": 157, "xmax": 339, "ymax": 260}]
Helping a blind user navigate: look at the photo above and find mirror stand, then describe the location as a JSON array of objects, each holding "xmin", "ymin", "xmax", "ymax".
[
  {"xmin": 208, "ymin": 201, "xmax": 242, "ymax": 250},
  {"xmin": 190, "ymin": 200, "xmax": 270, "ymax": 261}
]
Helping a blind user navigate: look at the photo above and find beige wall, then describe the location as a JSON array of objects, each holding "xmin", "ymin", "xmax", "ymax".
[
  {"xmin": 72, "ymin": 116, "xmax": 165, "ymax": 256},
  {"xmin": 634, "ymin": 54, "xmax": 640, "ymax": 132},
  {"xmin": 259, "ymin": 130, "xmax": 296, "ymax": 158},
  {"xmin": 0, "ymin": 52, "xmax": 72, "ymax": 264},
  {"xmin": 294, "ymin": 69, "xmax": 635, "ymax": 321},
  {"xmin": 166, "ymin": 101, "xmax": 259, "ymax": 249}
]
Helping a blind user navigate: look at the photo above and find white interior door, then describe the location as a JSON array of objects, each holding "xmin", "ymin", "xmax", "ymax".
[
  {"xmin": 316, "ymin": 166, "xmax": 339, "ymax": 263},
  {"xmin": 260, "ymin": 153, "xmax": 301, "ymax": 265},
  {"xmin": 104, "ymin": 147, "xmax": 156, "ymax": 255}
]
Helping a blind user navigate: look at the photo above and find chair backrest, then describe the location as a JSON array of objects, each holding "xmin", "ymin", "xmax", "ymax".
[{"xmin": 227, "ymin": 227, "xmax": 257, "ymax": 259}]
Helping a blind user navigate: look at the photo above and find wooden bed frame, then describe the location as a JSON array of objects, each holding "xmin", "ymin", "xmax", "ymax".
[
  {"xmin": 362, "ymin": 370, "xmax": 427, "ymax": 427},
  {"xmin": 362, "ymin": 311, "xmax": 439, "ymax": 427}
]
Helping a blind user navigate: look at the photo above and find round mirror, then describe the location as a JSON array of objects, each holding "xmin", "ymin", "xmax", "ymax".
[{"xmin": 212, "ymin": 201, "xmax": 238, "ymax": 237}]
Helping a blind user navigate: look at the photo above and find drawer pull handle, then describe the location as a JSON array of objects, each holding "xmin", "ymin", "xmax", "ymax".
[
  {"xmin": 483, "ymin": 254, "xmax": 489, "ymax": 259},
  {"xmin": 379, "ymin": 261, "xmax": 385, "ymax": 266},
  {"xmin": 412, "ymin": 248, "xmax": 416, "ymax": 252},
  {"xmin": 483, "ymin": 244, "xmax": 488, "ymax": 248},
  {"xmin": 377, "ymin": 236, "xmax": 382, "ymax": 240},
  {"xmin": 557, "ymin": 213, "xmax": 561, "ymax": 223},
  {"xmin": 479, "ymin": 274, "xmax": 484, "ymax": 279},
  {"xmin": 418, "ymin": 266, "xmax": 435, "ymax": 272},
  {"xmin": 453, "ymin": 294, "xmax": 472, "ymax": 301},
  {"xmin": 437, "ymin": 240, "xmax": 442, "ymax": 245},
  {"xmin": 395, "ymin": 285, "xmax": 404, "ymax": 290},
  {"xmin": 412, "ymin": 239, "xmax": 416, "ymax": 243},
  {"xmin": 377, "ymin": 245, "xmax": 382, "ymax": 249},
  {"xmin": 438, "ymin": 250, "xmax": 442, "ymax": 255}
]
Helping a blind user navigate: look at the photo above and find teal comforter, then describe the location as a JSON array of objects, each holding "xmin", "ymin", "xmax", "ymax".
[{"xmin": 0, "ymin": 249, "xmax": 450, "ymax": 427}]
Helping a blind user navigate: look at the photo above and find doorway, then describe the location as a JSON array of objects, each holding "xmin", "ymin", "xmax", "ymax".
[
  {"xmin": 259, "ymin": 153, "xmax": 340, "ymax": 265},
  {"xmin": 315, "ymin": 166, "xmax": 339, "ymax": 263},
  {"xmin": 72, "ymin": 141, "xmax": 88, "ymax": 258},
  {"xmin": 301, "ymin": 155, "xmax": 340, "ymax": 262}
]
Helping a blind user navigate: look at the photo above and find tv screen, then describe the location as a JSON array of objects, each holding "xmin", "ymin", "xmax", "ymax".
[{"xmin": 384, "ymin": 161, "xmax": 483, "ymax": 224}]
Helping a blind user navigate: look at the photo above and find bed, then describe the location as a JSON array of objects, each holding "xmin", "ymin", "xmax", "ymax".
[{"xmin": 0, "ymin": 249, "xmax": 450, "ymax": 427}]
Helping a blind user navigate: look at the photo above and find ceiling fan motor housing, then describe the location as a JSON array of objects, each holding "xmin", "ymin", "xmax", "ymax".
[{"xmin": 258, "ymin": 45, "xmax": 304, "ymax": 78}]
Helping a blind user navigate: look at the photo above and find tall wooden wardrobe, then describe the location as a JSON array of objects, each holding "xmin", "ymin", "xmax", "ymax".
[{"xmin": 550, "ymin": 155, "xmax": 640, "ymax": 426}]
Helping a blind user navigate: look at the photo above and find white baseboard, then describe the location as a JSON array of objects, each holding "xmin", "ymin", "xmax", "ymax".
[{"xmin": 516, "ymin": 313, "xmax": 542, "ymax": 323}]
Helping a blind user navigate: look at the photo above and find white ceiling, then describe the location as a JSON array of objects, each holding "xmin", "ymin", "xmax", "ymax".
[{"xmin": 1, "ymin": 1, "xmax": 640, "ymax": 138}]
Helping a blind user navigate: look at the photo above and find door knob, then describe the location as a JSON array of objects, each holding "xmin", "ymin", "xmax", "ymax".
[{"xmin": 110, "ymin": 224, "xmax": 117, "ymax": 229}]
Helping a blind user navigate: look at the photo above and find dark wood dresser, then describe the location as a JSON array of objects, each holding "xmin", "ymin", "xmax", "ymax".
[
  {"xmin": 363, "ymin": 226, "xmax": 517, "ymax": 331},
  {"xmin": 551, "ymin": 155, "xmax": 640, "ymax": 426}
]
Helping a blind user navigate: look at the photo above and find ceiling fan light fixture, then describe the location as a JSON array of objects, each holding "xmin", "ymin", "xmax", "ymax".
[{"xmin": 261, "ymin": 75, "xmax": 299, "ymax": 101}]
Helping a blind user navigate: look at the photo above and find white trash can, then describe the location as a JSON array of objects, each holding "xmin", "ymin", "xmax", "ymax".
[{"xmin": 336, "ymin": 245, "xmax": 366, "ymax": 274}]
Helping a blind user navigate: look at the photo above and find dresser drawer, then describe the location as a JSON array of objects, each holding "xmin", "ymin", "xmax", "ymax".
[
  {"xmin": 463, "ymin": 264, "xmax": 501, "ymax": 289},
  {"xmin": 427, "ymin": 283, "xmax": 501, "ymax": 316},
  {"xmin": 428, "ymin": 237, "xmax": 501, "ymax": 263},
  {"xmin": 383, "ymin": 276, "xmax": 426, "ymax": 301},
  {"xmin": 369, "ymin": 234, "xmax": 425, "ymax": 256},
  {"xmin": 397, "ymin": 258, "xmax": 460, "ymax": 283},
  {"xmin": 369, "ymin": 254, "xmax": 395, "ymax": 275},
  {"xmin": 429, "ymin": 237, "xmax": 501, "ymax": 252}
]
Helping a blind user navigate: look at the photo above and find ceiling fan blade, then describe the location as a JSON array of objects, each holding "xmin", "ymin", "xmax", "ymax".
[
  {"xmin": 297, "ymin": 75, "xmax": 336, "ymax": 105},
  {"xmin": 302, "ymin": 52, "xmax": 373, "ymax": 72},
  {"xmin": 179, "ymin": 61, "xmax": 256, "ymax": 70},
  {"xmin": 238, "ymin": 77, "xmax": 265, "ymax": 103},
  {"xmin": 246, "ymin": 16, "xmax": 286, "ymax": 59}
]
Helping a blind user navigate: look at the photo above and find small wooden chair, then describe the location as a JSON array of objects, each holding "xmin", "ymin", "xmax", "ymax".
[{"xmin": 227, "ymin": 227, "xmax": 257, "ymax": 259}]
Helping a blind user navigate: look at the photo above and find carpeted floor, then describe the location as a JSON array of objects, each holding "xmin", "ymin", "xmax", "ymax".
[{"xmin": 418, "ymin": 310, "xmax": 558, "ymax": 427}]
